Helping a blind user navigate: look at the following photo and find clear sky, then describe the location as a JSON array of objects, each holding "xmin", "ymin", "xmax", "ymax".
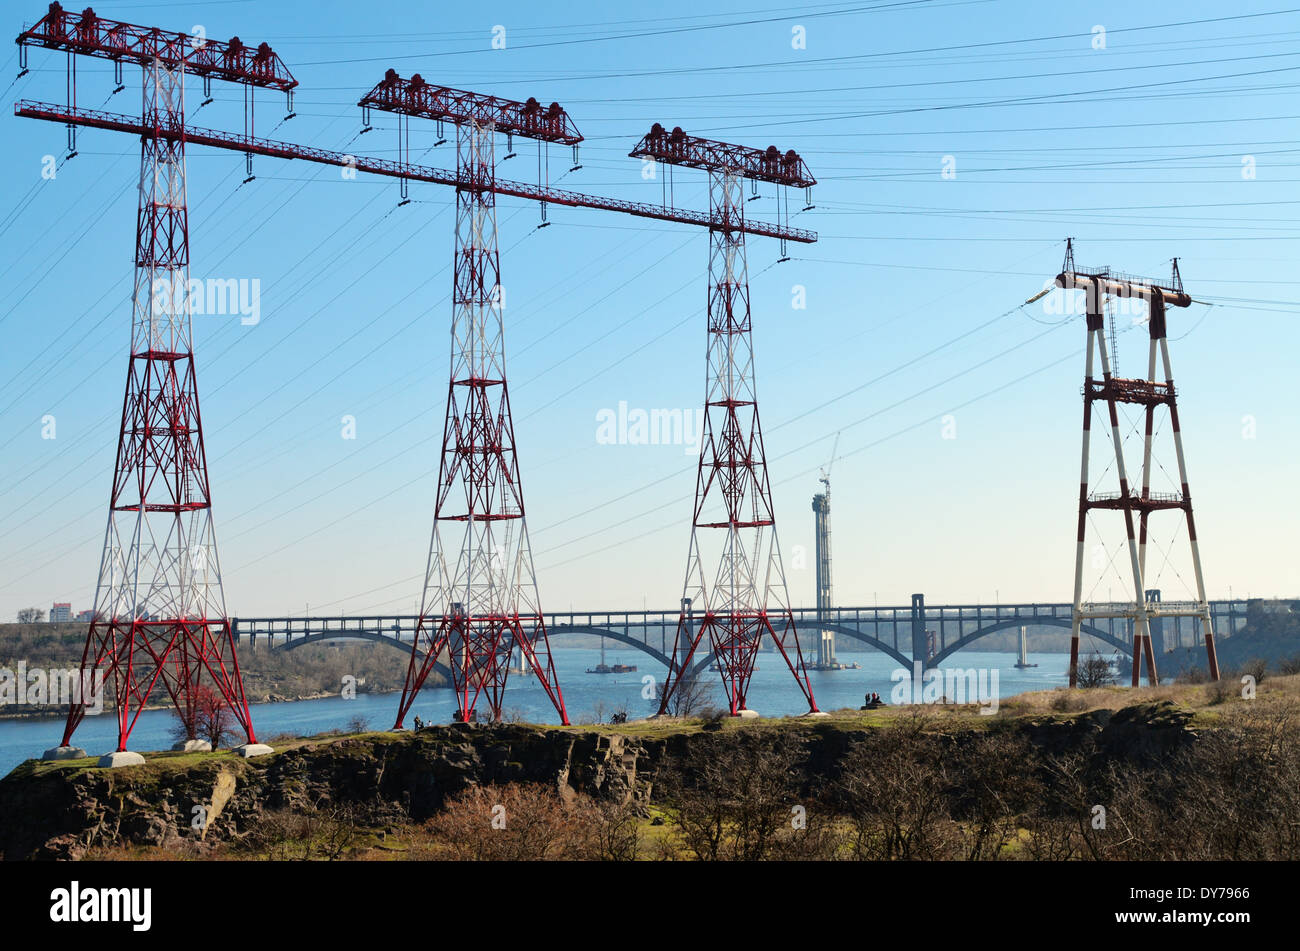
[{"xmin": 1, "ymin": 0, "xmax": 1296, "ymax": 621}]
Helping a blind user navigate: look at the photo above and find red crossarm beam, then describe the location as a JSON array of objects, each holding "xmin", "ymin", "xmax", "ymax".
[
  {"xmin": 359, "ymin": 69, "xmax": 581, "ymax": 145},
  {"xmin": 16, "ymin": 2, "xmax": 297, "ymax": 90},
  {"xmin": 630, "ymin": 122, "xmax": 815, "ymax": 188},
  {"xmin": 14, "ymin": 100, "xmax": 817, "ymax": 243}
]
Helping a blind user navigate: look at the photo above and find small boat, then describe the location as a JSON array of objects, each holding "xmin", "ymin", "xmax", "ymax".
[
  {"xmin": 586, "ymin": 640, "xmax": 636, "ymax": 674},
  {"xmin": 586, "ymin": 662, "xmax": 638, "ymax": 674}
]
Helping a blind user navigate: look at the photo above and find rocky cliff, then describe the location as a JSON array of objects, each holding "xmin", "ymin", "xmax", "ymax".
[{"xmin": 0, "ymin": 702, "xmax": 1199, "ymax": 860}]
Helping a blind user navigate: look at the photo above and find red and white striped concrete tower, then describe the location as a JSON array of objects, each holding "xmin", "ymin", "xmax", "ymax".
[
  {"xmin": 631, "ymin": 126, "xmax": 819, "ymax": 717},
  {"xmin": 1057, "ymin": 241, "xmax": 1220, "ymax": 688},
  {"xmin": 14, "ymin": 5, "xmax": 299, "ymax": 752},
  {"xmin": 359, "ymin": 74, "xmax": 576, "ymax": 725}
]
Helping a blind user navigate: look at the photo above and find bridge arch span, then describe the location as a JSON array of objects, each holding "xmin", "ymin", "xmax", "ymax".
[
  {"xmin": 928, "ymin": 616, "xmax": 1130, "ymax": 667},
  {"xmin": 276, "ymin": 629, "xmax": 453, "ymax": 684},
  {"xmin": 820, "ymin": 624, "xmax": 912, "ymax": 668},
  {"xmin": 550, "ymin": 625, "xmax": 674, "ymax": 670}
]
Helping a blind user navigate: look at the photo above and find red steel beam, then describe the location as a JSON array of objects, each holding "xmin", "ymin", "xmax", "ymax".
[
  {"xmin": 629, "ymin": 122, "xmax": 815, "ymax": 188},
  {"xmin": 359, "ymin": 69, "xmax": 581, "ymax": 145},
  {"xmin": 16, "ymin": 2, "xmax": 297, "ymax": 90},
  {"xmin": 14, "ymin": 100, "xmax": 817, "ymax": 243}
]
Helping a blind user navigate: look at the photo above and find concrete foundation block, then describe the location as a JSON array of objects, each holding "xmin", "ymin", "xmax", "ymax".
[
  {"xmin": 735, "ymin": 708, "xmax": 761, "ymax": 719},
  {"xmin": 171, "ymin": 739, "xmax": 212, "ymax": 752},
  {"xmin": 232, "ymin": 743, "xmax": 274, "ymax": 758},
  {"xmin": 97, "ymin": 751, "xmax": 146, "ymax": 768},
  {"xmin": 802, "ymin": 711, "xmax": 832, "ymax": 719},
  {"xmin": 42, "ymin": 746, "xmax": 87, "ymax": 761}
]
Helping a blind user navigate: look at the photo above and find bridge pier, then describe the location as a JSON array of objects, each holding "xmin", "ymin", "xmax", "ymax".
[
  {"xmin": 910, "ymin": 593, "xmax": 931, "ymax": 673},
  {"xmin": 1145, "ymin": 589, "xmax": 1165, "ymax": 658}
]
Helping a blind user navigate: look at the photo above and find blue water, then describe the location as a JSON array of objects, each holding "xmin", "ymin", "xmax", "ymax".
[{"xmin": 0, "ymin": 648, "xmax": 1071, "ymax": 777}]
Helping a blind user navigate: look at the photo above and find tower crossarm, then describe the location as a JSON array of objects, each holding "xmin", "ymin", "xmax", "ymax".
[
  {"xmin": 629, "ymin": 123, "xmax": 815, "ymax": 187},
  {"xmin": 15, "ymin": 100, "xmax": 818, "ymax": 243},
  {"xmin": 359, "ymin": 70, "xmax": 581, "ymax": 144},
  {"xmin": 1084, "ymin": 490, "xmax": 1186, "ymax": 513},
  {"xmin": 1083, "ymin": 377, "xmax": 1177, "ymax": 405},
  {"xmin": 1055, "ymin": 269, "xmax": 1191, "ymax": 308},
  {"xmin": 16, "ymin": 2, "xmax": 297, "ymax": 90}
]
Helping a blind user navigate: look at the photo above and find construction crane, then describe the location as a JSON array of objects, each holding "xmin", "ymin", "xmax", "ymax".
[
  {"xmin": 13, "ymin": 4, "xmax": 820, "ymax": 742},
  {"xmin": 812, "ymin": 433, "xmax": 840, "ymax": 669},
  {"xmin": 630, "ymin": 125, "xmax": 822, "ymax": 717},
  {"xmin": 1033, "ymin": 239, "xmax": 1219, "ymax": 690}
]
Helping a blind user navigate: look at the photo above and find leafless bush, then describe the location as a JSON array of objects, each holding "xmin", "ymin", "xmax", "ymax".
[
  {"xmin": 420, "ymin": 783, "xmax": 637, "ymax": 860},
  {"xmin": 650, "ymin": 667, "xmax": 716, "ymax": 717},
  {"xmin": 1076, "ymin": 654, "xmax": 1118, "ymax": 689},
  {"xmin": 1050, "ymin": 690, "xmax": 1086, "ymax": 713},
  {"xmin": 834, "ymin": 713, "xmax": 960, "ymax": 860},
  {"xmin": 657, "ymin": 732, "xmax": 828, "ymax": 860},
  {"xmin": 1239, "ymin": 658, "xmax": 1268, "ymax": 685},
  {"xmin": 238, "ymin": 801, "xmax": 364, "ymax": 860},
  {"xmin": 169, "ymin": 683, "xmax": 239, "ymax": 749},
  {"xmin": 1205, "ymin": 678, "xmax": 1235, "ymax": 705},
  {"xmin": 1278, "ymin": 654, "xmax": 1300, "ymax": 676}
]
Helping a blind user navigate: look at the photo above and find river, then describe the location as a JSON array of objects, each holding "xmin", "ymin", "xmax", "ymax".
[{"xmin": 0, "ymin": 647, "xmax": 1073, "ymax": 777}]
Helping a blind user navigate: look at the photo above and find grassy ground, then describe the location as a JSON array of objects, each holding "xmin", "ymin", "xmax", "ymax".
[{"xmin": 14, "ymin": 673, "xmax": 1297, "ymax": 781}]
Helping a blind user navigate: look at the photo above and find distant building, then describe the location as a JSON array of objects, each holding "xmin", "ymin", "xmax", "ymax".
[
  {"xmin": 75, "ymin": 609, "xmax": 93, "ymax": 623},
  {"xmin": 49, "ymin": 602, "xmax": 72, "ymax": 623}
]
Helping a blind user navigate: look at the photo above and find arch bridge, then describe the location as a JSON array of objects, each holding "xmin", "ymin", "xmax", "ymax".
[{"xmin": 231, "ymin": 592, "xmax": 1247, "ymax": 677}]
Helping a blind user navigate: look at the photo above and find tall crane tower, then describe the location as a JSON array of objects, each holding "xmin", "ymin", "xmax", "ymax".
[
  {"xmin": 17, "ymin": 2, "xmax": 296, "ymax": 758},
  {"xmin": 631, "ymin": 125, "xmax": 821, "ymax": 717},
  {"xmin": 812, "ymin": 433, "xmax": 840, "ymax": 669},
  {"xmin": 1044, "ymin": 240, "xmax": 1220, "ymax": 688}
]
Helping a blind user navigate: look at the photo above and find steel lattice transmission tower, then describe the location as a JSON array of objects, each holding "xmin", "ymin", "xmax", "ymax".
[
  {"xmin": 1046, "ymin": 240, "xmax": 1221, "ymax": 688},
  {"xmin": 361, "ymin": 73, "xmax": 577, "ymax": 725},
  {"xmin": 16, "ymin": 25, "xmax": 819, "ymax": 733},
  {"xmin": 16, "ymin": 3, "xmax": 298, "ymax": 752},
  {"xmin": 631, "ymin": 126, "xmax": 820, "ymax": 716}
]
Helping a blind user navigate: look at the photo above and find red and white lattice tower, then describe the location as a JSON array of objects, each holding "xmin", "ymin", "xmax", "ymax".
[
  {"xmin": 631, "ymin": 126, "xmax": 819, "ymax": 716},
  {"xmin": 1055, "ymin": 241, "xmax": 1221, "ymax": 688},
  {"xmin": 360, "ymin": 73, "xmax": 575, "ymax": 725},
  {"xmin": 13, "ymin": 5, "xmax": 299, "ymax": 752}
]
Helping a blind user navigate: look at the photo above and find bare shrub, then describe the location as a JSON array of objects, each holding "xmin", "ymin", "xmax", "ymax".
[
  {"xmin": 1050, "ymin": 690, "xmax": 1086, "ymax": 713},
  {"xmin": 1076, "ymin": 654, "xmax": 1118, "ymax": 689},
  {"xmin": 650, "ymin": 666, "xmax": 716, "ymax": 717},
  {"xmin": 346, "ymin": 715, "xmax": 370, "ymax": 733},
  {"xmin": 169, "ymin": 683, "xmax": 240, "ymax": 749},
  {"xmin": 238, "ymin": 802, "xmax": 364, "ymax": 860},
  {"xmin": 1205, "ymin": 678, "xmax": 1234, "ymax": 705},
  {"xmin": 834, "ymin": 712, "xmax": 960, "ymax": 860},
  {"xmin": 420, "ymin": 783, "xmax": 636, "ymax": 860},
  {"xmin": 657, "ymin": 732, "xmax": 828, "ymax": 860}
]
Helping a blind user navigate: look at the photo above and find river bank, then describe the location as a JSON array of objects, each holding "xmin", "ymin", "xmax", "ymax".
[{"xmin": 2, "ymin": 675, "xmax": 1297, "ymax": 861}]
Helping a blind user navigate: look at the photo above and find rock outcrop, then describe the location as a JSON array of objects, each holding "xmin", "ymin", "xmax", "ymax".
[{"xmin": 0, "ymin": 702, "xmax": 1200, "ymax": 860}]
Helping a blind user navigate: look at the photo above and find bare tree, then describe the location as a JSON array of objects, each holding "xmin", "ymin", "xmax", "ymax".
[
  {"xmin": 16, "ymin": 607, "xmax": 45, "ymax": 624},
  {"xmin": 650, "ymin": 665, "xmax": 716, "ymax": 717},
  {"xmin": 171, "ymin": 683, "xmax": 239, "ymax": 749},
  {"xmin": 657, "ymin": 733, "xmax": 825, "ymax": 860},
  {"xmin": 1076, "ymin": 653, "xmax": 1118, "ymax": 689}
]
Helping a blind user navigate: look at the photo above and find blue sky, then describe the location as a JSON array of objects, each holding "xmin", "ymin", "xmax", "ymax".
[{"xmin": 0, "ymin": 0, "xmax": 1297, "ymax": 621}]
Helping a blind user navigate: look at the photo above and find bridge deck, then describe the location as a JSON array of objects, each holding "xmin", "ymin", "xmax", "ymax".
[{"xmin": 229, "ymin": 598, "xmax": 1249, "ymax": 670}]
